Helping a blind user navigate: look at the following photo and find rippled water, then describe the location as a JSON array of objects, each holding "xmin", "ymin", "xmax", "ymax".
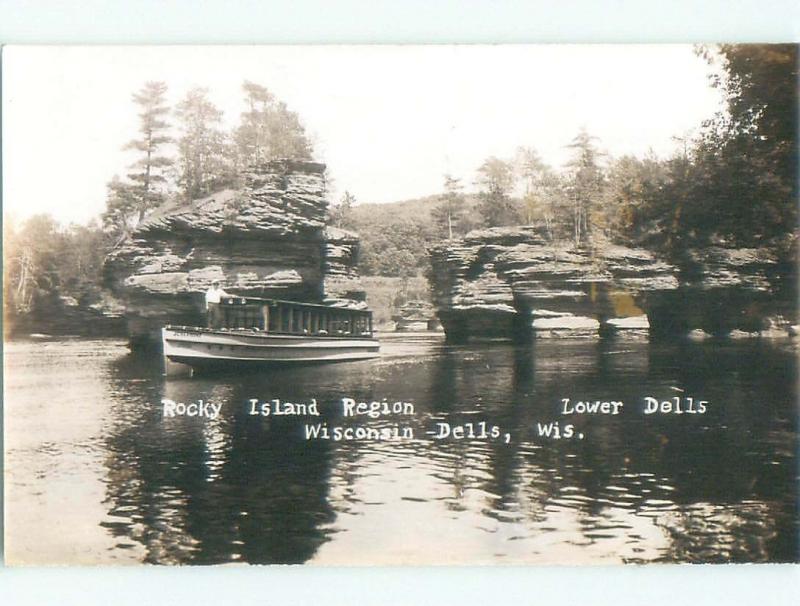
[{"xmin": 4, "ymin": 334, "xmax": 798, "ymax": 565}]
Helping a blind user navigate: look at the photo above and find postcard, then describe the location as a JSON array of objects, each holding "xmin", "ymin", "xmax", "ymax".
[{"xmin": 3, "ymin": 44, "xmax": 798, "ymax": 565}]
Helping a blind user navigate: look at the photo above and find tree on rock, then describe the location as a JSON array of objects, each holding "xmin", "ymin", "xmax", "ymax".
[
  {"xmin": 126, "ymin": 81, "xmax": 173, "ymax": 222},
  {"xmin": 476, "ymin": 157, "xmax": 518, "ymax": 227},
  {"xmin": 432, "ymin": 175, "xmax": 466, "ymax": 239},
  {"xmin": 512, "ymin": 146, "xmax": 568, "ymax": 239},
  {"xmin": 101, "ymin": 175, "xmax": 141, "ymax": 242},
  {"xmin": 602, "ymin": 154, "xmax": 669, "ymax": 245},
  {"xmin": 103, "ymin": 81, "xmax": 173, "ymax": 237},
  {"xmin": 565, "ymin": 129, "xmax": 605, "ymax": 245},
  {"xmin": 514, "ymin": 146, "xmax": 546, "ymax": 224},
  {"xmin": 235, "ymin": 81, "xmax": 313, "ymax": 167},
  {"xmin": 175, "ymin": 87, "xmax": 233, "ymax": 201}
]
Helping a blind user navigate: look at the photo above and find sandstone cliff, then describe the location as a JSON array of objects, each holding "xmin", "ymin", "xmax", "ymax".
[
  {"xmin": 643, "ymin": 245, "xmax": 796, "ymax": 338},
  {"xmin": 104, "ymin": 160, "xmax": 364, "ymax": 346},
  {"xmin": 428, "ymin": 226, "xmax": 795, "ymax": 342}
]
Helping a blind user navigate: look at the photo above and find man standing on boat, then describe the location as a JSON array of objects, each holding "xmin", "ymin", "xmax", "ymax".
[{"xmin": 205, "ymin": 280, "xmax": 229, "ymax": 328}]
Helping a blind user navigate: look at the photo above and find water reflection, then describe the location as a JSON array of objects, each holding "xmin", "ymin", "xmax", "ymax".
[
  {"xmin": 4, "ymin": 335, "xmax": 797, "ymax": 564},
  {"xmin": 102, "ymin": 358, "xmax": 338, "ymax": 564}
]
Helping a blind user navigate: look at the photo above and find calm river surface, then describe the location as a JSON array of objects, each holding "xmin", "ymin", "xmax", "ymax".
[{"xmin": 4, "ymin": 334, "xmax": 798, "ymax": 565}]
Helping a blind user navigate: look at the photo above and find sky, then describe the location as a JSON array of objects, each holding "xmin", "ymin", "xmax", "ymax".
[{"xmin": 2, "ymin": 45, "xmax": 726, "ymax": 225}]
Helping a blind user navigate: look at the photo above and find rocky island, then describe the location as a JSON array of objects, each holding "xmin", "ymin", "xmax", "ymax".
[
  {"xmin": 428, "ymin": 226, "xmax": 796, "ymax": 342},
  {"xmin": 104, "ymin": 160, "xmax": 365, "ymax": 347}
]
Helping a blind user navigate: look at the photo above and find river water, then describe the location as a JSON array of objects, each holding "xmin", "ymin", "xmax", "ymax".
[{"xmin": 3, "ymin": 334, "xmax": 798, "ymax": 565}]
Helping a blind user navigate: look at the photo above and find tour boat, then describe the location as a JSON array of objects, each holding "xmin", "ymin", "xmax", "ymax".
[{"xmin": 162, "ymin": 296, "xmax": 380, "ymax": 373}]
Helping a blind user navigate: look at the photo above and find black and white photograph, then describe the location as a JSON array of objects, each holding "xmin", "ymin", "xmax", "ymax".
[{"xmin": 2, "ymin": 44, "xmax": 798, "ymax": 566}]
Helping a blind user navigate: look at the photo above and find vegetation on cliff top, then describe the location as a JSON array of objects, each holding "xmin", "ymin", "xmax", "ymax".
[
  {"xmin": 103, "ymin": 81, "xmax": 314, "ymax": 243},
  {"xmin": 328, "ymin": 44, "xmax": 797, "ymax": 279}
]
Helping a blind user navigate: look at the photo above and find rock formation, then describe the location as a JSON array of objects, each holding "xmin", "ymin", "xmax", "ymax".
[
  {"xmin": 323, "ymin": 226, "xmax": 365, "ymax": 303},
  {"xmin": 391, "ymin": 301, "xmax": 441, "ymax": 331},
  {"xmin": 104, "ymin": 160, "xmax": 364, "ymax": 346},
  {"xmin": 428, "ymin": 226, "xmax": 796, "ymax": 342},
  {"xmin": 642, "ymin": 245, "xmax": 797, "ymax": 339},
  {"xmin": 429, "ymin": 227, "xmax": 677, "ymax": 342}
]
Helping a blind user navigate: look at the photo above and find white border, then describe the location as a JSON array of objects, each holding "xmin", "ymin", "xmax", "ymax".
[{"xmin": 1, "ymin": 1, "xmax": 799, "ymax": 604}]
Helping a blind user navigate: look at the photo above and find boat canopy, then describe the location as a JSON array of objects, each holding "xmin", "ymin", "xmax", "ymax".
[{"xmin": 215, "ymin": 296, "xmax": 373, "ymax": 337}]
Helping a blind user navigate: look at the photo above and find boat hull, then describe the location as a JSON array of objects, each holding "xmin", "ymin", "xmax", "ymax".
[{"xmin": 162, "ymin": 326, "xmax": 380, "ymax": 370}]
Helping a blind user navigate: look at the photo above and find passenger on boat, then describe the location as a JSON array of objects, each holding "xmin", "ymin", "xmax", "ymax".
[{"xmin": 205, "ymin": 280, "xmax": 229, "ymax": 328}]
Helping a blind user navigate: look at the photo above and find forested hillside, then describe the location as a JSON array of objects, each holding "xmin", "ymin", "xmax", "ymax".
[{"xmin": 342, "ymin": 194, "xmax": 482, "ymax": 277}]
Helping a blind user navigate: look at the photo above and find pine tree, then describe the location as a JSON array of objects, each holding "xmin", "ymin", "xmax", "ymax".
[
  {"xmin": 175, "ymin": 87, "xmax": 232, "ymax": 200},
  {"xmin": 514, "ymin": 146, "xmax": 550, "ymax": 225},
  {"xmin": 476, "ymin": 157, "xmax": 518, "ymax": 227},
  {"xmin": 123, "ymin": 81, "xmax": 173, "ymax": 224},
  {"xmin": 234, "ymin": 80, "xmax": 312, "ymax": 167},
  {"xmin": 431, "ymin": 175, "xmax": 465, "ymax": 239},
  {"xmin": 565, "ymin": 129, "xmax": 605, "ymax": 245}
]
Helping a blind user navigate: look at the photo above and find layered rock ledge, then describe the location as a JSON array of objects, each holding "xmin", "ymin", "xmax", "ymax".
[
  {"xmin": 104, "ymin": 160, "xmax": 364, "ymax": 346},
  {"xmin": 428, "ymin": 226, "xmax": 795, "ymax": 342},
  {"xmin": 644, "ymin": 245, "xmax": 797, "ymax": 339}
]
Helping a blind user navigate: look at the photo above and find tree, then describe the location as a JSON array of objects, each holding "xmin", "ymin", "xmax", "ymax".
[
  {"xmin": 123, "ymin": 81, "xmax": 173, "ymax": 224},
  {"xmin": 101, "ymin": 175, "xmax": 140, "ymax": 243},
  {"xmin": 635, "ymin": 45, "xmax": 798, "ymax": 254},
  {"xmin": 4, "ymin": 214, "xmax": 111, "ymax": 331},
  {"xmin": 700, "ymin": 44, "xmax": 797, "ymax": 245},
  {"xmin": 535, "ymin": 169, "xmax": 571, "ymax": 242},
  {"xmin": 602, "ymin": 154, "xmax": 669, "ymax": 244},
  {"xmin": 234, "ymin": 81, "xmax": 313, "ymax": 167},
  {"xmin": 431, "ymin": 175, "xmax": 465, "ymax": 239},
  {"xmin": 357, "ymin": 218, "xmax": 431, "ymax": 277},
  {"xmin": 175, "ymin": 87, "xmax": 233, "ymax": 201},
  {"xmin": 56, "ymin": 221, "xmax": 109, "ymax": 301},
  {"xmin": 512, "ymin": 146, "xmax": 571, "ymax": 238},
  {"xmin": 3, "ymin": 214, "xmax": 62, "ymax": 313},
  {"xmin": 476, "ymin": 157, "xmax": 518, "ymax": 227},
  {"xmin": 329, "ymin": 190, "xmax": 356, "ymax": 229},
  {"xmin": 565, "ymin": 129, "xmax": 605, "ymax": 245},
  {"xmin": 513, "ymin": 147, "xmax": 546, "ymax": 223}
]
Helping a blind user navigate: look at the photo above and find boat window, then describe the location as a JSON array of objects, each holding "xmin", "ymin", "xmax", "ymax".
[
  {"xmin": 210, "ymin": 298, "xmax": 372, "ymax": 336},
  {"xmin": 219, "ymin": 302, "xmax": 262, "ymax": 330}
]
